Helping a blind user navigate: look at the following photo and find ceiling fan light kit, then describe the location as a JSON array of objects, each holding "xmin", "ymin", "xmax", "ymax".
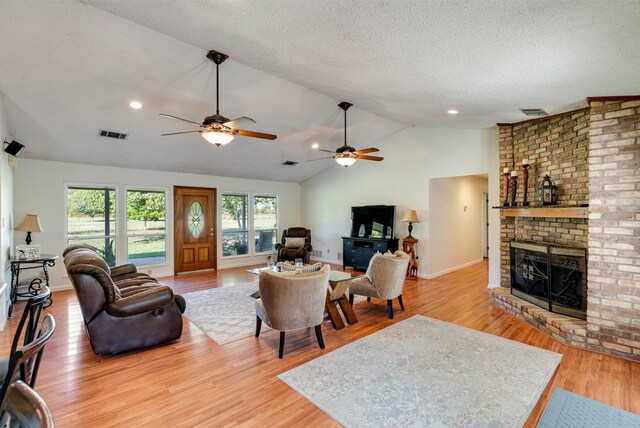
[
  {"xmin": 202, "ymin": 131, "xmax": 234, "ymax": 146},
  {"xmin": 335, "ymin": 152, "xmax": 357, "ymax": 167},
  {"xmin": 160, "ymin": 49, "xmax": 276, "ymax": 146}
]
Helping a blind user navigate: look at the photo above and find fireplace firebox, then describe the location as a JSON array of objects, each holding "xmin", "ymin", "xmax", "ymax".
[{"xmin": 510, "ymin": 241, "xmax": 587, "ymax": 320}]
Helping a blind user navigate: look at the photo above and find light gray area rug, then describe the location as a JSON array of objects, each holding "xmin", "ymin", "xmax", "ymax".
[
  {"xmin": 279, "ymin": 315, "xmax": 563, "ymax": 427},
  {"xmin": 183, "ymin": 283, "xmax": 268, "ymax": 345}
]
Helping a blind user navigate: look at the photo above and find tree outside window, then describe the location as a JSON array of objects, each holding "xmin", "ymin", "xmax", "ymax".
[
  {"xmin": 67, "ymin": 187, "xmax": 116, "ymax": 266},
  {"xmin": 221, "ymin": 194, "xmax": 249, "ymax": 256},
  {"xmin": 126, "ymin": 190, "xmax": 167, "ymax": 265}
]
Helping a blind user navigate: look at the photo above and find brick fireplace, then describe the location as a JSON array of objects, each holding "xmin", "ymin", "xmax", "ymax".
[{"xmin": 492, "ymin": 96, "xmax": 640, "ymax": 360}]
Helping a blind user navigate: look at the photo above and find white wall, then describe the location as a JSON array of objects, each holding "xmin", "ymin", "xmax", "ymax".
[
  {"xmin": 0, "ymin": 93, "xmax": 14, "ymax": 329},
  {"xmin": 428, "ymin": 175, "xmax": 487, "ymax": 277},
  {"xmin": 487, "ymin": 135, "xmax": 501, "ymax": 288},
  {"xmin": 14, "ymin": 159, "xmax": 301, "ymax": 290},
  {"xmin": 0, "ymin": 92, "xmax": 13, "ymax": 285},
  {"xmin": 301, "ymin": 126, "xmax": 499, "ymax": 278}
]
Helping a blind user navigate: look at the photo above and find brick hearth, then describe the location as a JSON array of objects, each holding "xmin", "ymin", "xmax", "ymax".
[{"xmin": 491, "ymin": 287, "xmax": 587, "ymax": 347}]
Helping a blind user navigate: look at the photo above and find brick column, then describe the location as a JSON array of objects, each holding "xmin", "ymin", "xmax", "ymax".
[
  {"xmin": 587, "ymin": 97, "xmax": 640, "ymax": 358},
  {"xmin": 498, "ymin": 125, "xmax": 515, "ymax": 286}
]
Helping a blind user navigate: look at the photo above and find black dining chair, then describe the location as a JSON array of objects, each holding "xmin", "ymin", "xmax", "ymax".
[
  {"xmin": 0, "ymin": 315, "xmax": 56, "ymax": 404},
  {"xmin": 0, "ymin": 291, "xmax": 51, "ymax": 395},
  {"xmin": 0, "ymin": 380, "xmax": 54, "ymax": 427}
]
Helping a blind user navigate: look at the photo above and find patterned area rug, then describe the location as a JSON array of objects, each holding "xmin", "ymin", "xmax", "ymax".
[
  {"xmin": 279, "ymin": 315, "xmax": 563, "ymax": 427},
  {"xmin": 538, "ymin": 388, "xmax": 640, "ymax": 428},
  {"xmin": 183, "ymin": 283, "xmax": 269, "ymax": 345}
]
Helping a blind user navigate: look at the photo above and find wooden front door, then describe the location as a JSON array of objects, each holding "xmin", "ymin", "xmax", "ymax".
[{"xmin": 174, "ymin": 186, "xmax": 216, "ymax": 274}]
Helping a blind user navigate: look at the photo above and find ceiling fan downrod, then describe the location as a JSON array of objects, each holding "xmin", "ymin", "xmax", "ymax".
[
  {"xmin": 206, "ymin": 50, "xmax": 229, "ymax": 116},
  {"xmin": 338, "ymin": 101, "xmax": 353, "ymax": 146}
]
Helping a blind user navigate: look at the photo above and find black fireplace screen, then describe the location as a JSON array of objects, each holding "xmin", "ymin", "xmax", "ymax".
[{"xmin": 510, "ymin": 241, "xmax": 587, "ymax": 320}]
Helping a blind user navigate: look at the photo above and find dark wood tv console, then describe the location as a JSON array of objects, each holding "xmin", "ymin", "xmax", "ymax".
[{"xmin": 342, "ymin": 237, "xmax": 399, "ymax": 271}]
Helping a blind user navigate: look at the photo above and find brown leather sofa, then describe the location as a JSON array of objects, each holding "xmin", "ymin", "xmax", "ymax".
[
  {"xmin": 275, "ymin": 227, "xmax": 312, "ymax": 264},
  {"xmin": 63, "ymin": 246, "xmax": 186, "ymax": 355}
]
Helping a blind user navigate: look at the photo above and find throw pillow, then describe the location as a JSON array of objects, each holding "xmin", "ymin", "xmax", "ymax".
[
  {"xmin": 284, "ymin": 237, "xmax": 306, "ymax": 249},
  {"xmin": 366, "ymin": 252, "xmax": 381, "ymax": 282}
]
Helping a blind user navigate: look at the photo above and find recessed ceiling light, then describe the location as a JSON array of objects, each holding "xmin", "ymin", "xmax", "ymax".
[
  {"xmin": 311, "ymin": 143, "xmax": 319, "ymax": 149},
  {"xmin": 447, "ymin": 109, "xmax": 458, "ymax": 115},
  {"xmin": 129, "ymin": 101, "xmax": 142, "ymax": 109}
]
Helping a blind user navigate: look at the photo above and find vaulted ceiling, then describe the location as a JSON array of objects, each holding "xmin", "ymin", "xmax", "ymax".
[{"xmin": 0, "ymin": 1, "xmax": 638, "ymax": 182}]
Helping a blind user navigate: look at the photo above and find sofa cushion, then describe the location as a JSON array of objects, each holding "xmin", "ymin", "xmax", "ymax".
[{"xmin": 284, "ymin": 237, "xmax": 306, "ymax": 249}]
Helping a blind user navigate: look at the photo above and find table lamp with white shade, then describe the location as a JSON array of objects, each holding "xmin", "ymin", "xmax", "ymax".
[
  {"xmin": 15, "ymin": 214, "xmax": 43, "ymax": 245},
  {"xmin": 402, "ymin": 210, "xmax": 420, "ymax": 239}
]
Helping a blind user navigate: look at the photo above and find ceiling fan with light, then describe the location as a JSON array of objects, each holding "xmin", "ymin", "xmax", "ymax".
[
  {"xmin": 160, "ymin": 50, "xmax": 277, "ymax": 146},
  {"xmin": 310, "ymin": 102, "xmax": 383, "ymax": 167}
]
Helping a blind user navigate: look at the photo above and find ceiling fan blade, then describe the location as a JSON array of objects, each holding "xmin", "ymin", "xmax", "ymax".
[
  {"xmin": 224, "ymin": 116, "xmax": 256, "ymax": 129},
  {"xmin": 233, "ymin": 129, "xmax": 277, "ymax": 140},
  {"xmin": 318, "ymin": 149, "xmax": 336, "ymax": 154},
  {"xmin": 159, "ymin": 114, "xmax": 202, "ymax": 126},
  {"xmin": 357, "ymin": 155, "xmax": 384, "ymax": 161},
  {"xmin": 354, "ymin": 147, "xmax": 379, "ymax": 155},
  {"xmin": 161, "ymin": 130, "xmax": 203, "ymax": 136},
  {"xmin": 306, "ymin": 156, "xmax": 335, "ymax": 162}
]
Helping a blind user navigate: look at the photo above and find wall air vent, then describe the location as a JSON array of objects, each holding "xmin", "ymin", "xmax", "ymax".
[
  {"xmin": 519, "ymin": 108, "xmax": 548, "ymax": 117},
  {"xmin": 282, "ymin": 161, "xmax": 298, "ymax": 166},
  {"xmin": 99, "ymin": 130, "xmax": 127, "ymax": 140}
]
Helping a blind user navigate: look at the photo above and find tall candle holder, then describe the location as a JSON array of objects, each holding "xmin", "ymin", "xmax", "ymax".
[
  {"xmin": 509, "ymin": 171, "xmax": 518, "ymax": 207},
  {"xmin": 521, "ymin": 159, "xmax": 530, "ymax": 206},
  {"xmin": 502, "ymin": 168, "xmax": 510, "ymax": 206}
]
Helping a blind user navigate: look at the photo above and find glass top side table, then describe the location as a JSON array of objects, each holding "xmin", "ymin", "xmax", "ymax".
[{"xmin": 9, "ymin": 254, "xmax": 58, "ymax": 317}]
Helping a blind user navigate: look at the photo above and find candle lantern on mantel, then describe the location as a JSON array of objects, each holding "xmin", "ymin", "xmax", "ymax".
[{"xmin": 539, "ymin": 174, "xmax": 558, "ymax": 205}]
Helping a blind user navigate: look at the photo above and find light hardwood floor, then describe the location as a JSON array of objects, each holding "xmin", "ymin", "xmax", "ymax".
[{"xmin": 1, "ymin": 260, "xmax": 638, "ymax": 427}]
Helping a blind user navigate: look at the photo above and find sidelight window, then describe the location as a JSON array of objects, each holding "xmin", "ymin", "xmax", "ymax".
[
  {"xmin": 126, "ymin": 189, "xmax": 167, "ymax": 266},
  {"xmin": 221, "ymin": 193, "xmax": 249, "ymax": 256}
]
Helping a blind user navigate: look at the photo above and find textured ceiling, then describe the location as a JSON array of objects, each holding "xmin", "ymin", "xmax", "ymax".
[{"xmin": 0, "ymin": 1, "xmax": 639, "ymax": 182}]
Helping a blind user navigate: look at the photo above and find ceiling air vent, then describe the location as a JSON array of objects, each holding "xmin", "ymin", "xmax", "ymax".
[
  {"xmin": 519, "ymin": 108, "xmax": 548, "ymax": 117},
  {"xmin": 99, "ymin": 130, "xmax": 127, "ymax": 140},
  {"xmin": 282, "ymin": 161, "xmax": 298, "ymax": 166}
]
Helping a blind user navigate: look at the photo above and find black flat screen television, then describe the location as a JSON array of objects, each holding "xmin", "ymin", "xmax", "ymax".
[{"xmin": 350, "ymin": 205, "xmax": 395, "ymax": 239}]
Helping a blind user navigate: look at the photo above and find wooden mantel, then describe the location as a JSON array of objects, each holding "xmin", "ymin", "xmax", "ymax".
[{"xmin": 494, "ymin": 206, "xmax": 588, "ymax": 219}]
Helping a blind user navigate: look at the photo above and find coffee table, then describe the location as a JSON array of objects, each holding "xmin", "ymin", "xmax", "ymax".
[{"xmin": 326, "ymin": 271, "xmax": 363, "ymax": 330}]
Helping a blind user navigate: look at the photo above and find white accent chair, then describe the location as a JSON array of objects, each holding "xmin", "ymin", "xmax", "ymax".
[
  {"xmin": 348, "ymin": 251, "xmax": 410, "ymax": 319},
  {"xmin": 255, "ymin": 264, "xmax": 330, "ymax": 358}
]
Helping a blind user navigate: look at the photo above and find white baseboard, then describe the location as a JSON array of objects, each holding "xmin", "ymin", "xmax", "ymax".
[
  {"xmin": 423, "ymin": 259, "xmax": 484, "ymax": 279},
  {"xmin": 487, "ymin": 282, "xmax": 501, "ymax": 289}
]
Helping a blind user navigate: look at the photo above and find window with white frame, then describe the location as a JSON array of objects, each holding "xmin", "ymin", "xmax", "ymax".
[
  {"xmin": 221, "ymin": 193, "xmax": 249, "ymax": 256},
  {"xmin": 254, "ymin": 195, "xmax": 277, "ymax": 253},
  {"xmin": 126, "ymin": 189, "xmax": 167, "ymax": 266},
  {"xmin": 66, "ymin": 185, "xmax": 168, "ymax": 267},
  {"xmin": 66, "ymin": 186, "xmax": 117, "ymax": 266},
  {"xmin": 221, "ymin": 193, "xmax": 278, "ymax": 257}
]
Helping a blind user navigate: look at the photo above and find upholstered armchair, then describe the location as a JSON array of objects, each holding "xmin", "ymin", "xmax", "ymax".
[
  {"xmin": 63, "ymin": 244, "xmax": 156, "ymax": 285},
  {"xmin": 275, "ymin": 227, "xmax": 312, "ymax": 264},
  {"xmin": 64, "ymin": 247, "xmax": 186, "ymax": 355},
  {"xmin": 255, "ymin": 264, "xmax": 330, "ymax": 358},
  {"xmin": 348, "ymin": 251, "xmax": 410, "ymax": 319}
]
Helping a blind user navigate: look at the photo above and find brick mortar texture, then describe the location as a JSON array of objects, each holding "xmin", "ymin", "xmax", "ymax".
[{"xmin": 587, "ymin": 99, "xmax": 640, "ymax": 360}]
